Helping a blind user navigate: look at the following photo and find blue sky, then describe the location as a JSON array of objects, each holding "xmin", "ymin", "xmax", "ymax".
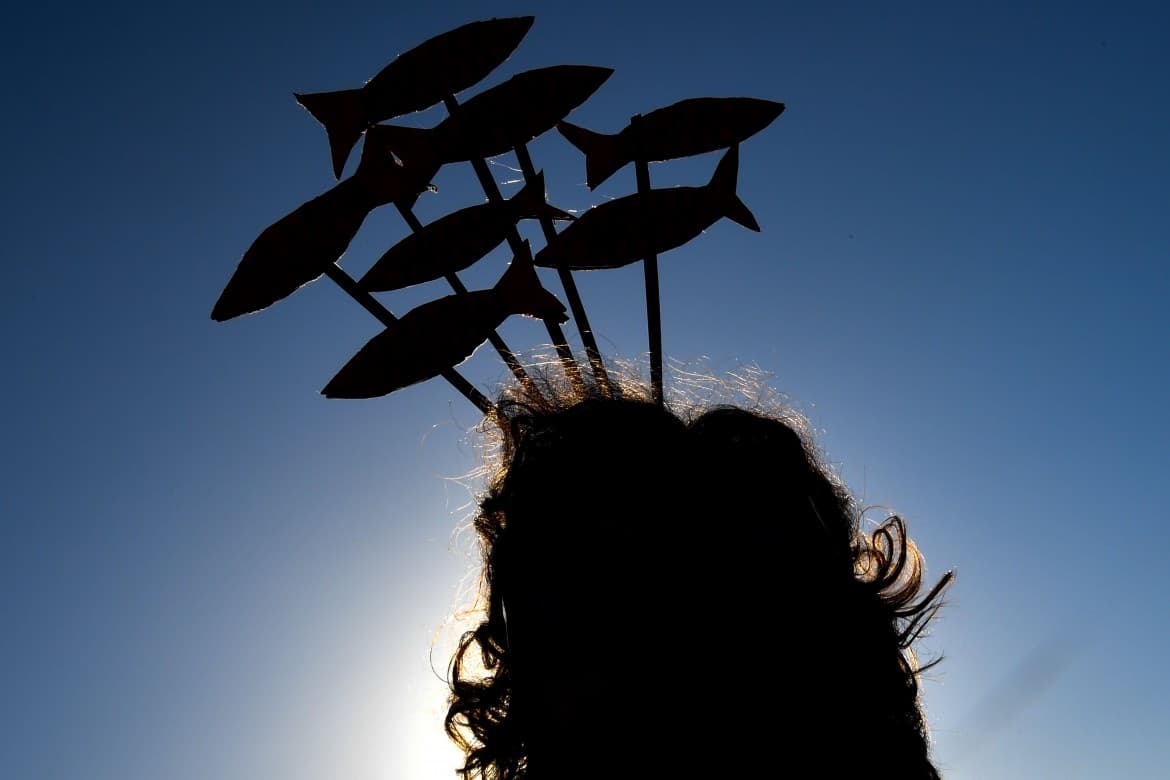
[{"xmin": 3, "ymin": 1, "xmax": 1168, "ymax": 778}]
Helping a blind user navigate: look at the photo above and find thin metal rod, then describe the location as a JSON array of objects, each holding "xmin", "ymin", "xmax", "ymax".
[
  {"xmin": 442, "ymin": 95, "xmax": 585, "ymax": 392},
  {"xmin": 632, "ymin": 115, "xmax": 664, "ymax": 406},
  {"xmin": 323, "ymin": 263, "xmax": 495, "ymax": 416},
  {"xmin": 512, "ymin": 142, "xmax": 612, "ymax": 397},
  {"xmin": 394, "ymin": 202, "xmax": 535, "ymax": 393}
]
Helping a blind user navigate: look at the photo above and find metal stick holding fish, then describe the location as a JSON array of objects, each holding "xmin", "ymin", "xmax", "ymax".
[
  {"xmin": 546, "ymin": 142, "xmax": 762, "ymax": 404},
  {"xmin": 321, "ymin": 263, "xmax": 495, "ymax": 414},
  {"xmin": 380, "ymin": 190, "xmax": 550, "ymax": 397},
  {"xmin": 629, "ymin": 113, "xmax": 666, "ymax": 405},
  {"xmin": 512, "ymin": 142, "xmax": 614, "ymax": 397},
  {"xmin": 426, "ymin": 83, "xmax": 607, "ymax": 394}
]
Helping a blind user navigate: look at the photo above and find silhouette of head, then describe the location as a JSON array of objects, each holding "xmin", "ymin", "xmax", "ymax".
[{"xmin": 447, "ymin": 377, "xmax": 951, "ymax": 779}]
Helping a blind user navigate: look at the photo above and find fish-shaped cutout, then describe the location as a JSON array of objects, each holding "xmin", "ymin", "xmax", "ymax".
[
  {"xmin": 360, "ymin": 171, "xmax": 574, "ymax": 293},
  {"xmin": 295, "ymin": 16, "xmax": 534, "ymax": 179},
  {"xmin": 323, "ymin": 244, "xmax": 567, "ymax": 399},
  {"xmin": 534, "ymin": 145, "xmax": 758, "ymax": 271},
  {"xmin": 557, "ymin": 97, "xmax": 785, "ymax": 190},
  {"xmin": 211, "ymin": 138, "xmax": 417, "ymax": 322},
  {"xmin": 368, "ymin": 65, "xmax": 613, "ymax": 206}
]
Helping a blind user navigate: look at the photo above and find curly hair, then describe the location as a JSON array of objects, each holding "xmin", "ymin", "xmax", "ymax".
[{"xmin": 445, "ymin": 372, "xmax": 953, "ymax": 779}]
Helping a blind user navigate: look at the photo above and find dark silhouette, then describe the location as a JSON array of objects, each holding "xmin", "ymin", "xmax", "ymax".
[
  {"xmin": 446, "ymin": 374, "xmax": 953, "ymax": 779},
  {"xmin": 321, "ymin": 246, "xmax": 564, "ymax": 399},
  {"xmin": 209, "ymin": 15, "xmax": 955, "ymax": 775},
  {"xmin": 210, "ymin": 131, "xmax": 421, "ymax": 322},
  {"xmin": 558, "ymin": 96, "xmax": 785, "ymax": 189},
  {"xmin": 295, "ymin": 16, "xmax": 534, "ymax": 178},
  {"xmin": 212, "ymin": 15, "xmax": 785, "ymax": 409},
  {"xmin": 534, "ymin": 144, "xmax": 759, "ymax": 271},
  {"xmin": 371, "ymin": 65, "xmax": 613, "ymax": 209}
]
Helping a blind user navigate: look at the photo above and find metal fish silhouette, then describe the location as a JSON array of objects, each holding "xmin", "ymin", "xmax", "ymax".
[
  {"xmin": 534, "ymin": 145, "xmax": 758, "ymax": 271},
  {"xmin": 211, "ymin": 141, "xmax": 415, "ymax": 322},
  {"xmin": 557, "ymin": 97, "xmax": 784, "ymax": 189},
  {"xmin": 295, "ymin": 16, "xmax": 534, "ymax": 179},
  {"xmin": 369, "ymin": 65, "xmax": 613, "ymax": 206},
  {"xmin": 360, "ymin": 171, "xmax": 573, "ymax": 293},
  {"xmin": 323, "ymin": 245, "xmax": 567, "ymax": 399}
]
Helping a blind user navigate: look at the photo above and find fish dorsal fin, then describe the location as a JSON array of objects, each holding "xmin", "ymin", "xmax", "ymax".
[{"xmin": 496, "ymin": 242, "xmax": 569, "ymax": 322}]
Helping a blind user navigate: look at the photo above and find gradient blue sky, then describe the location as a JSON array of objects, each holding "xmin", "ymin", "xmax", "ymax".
[{"xmin": 4, "ymin": 1, "xmax": 1168, "ymax": 778}]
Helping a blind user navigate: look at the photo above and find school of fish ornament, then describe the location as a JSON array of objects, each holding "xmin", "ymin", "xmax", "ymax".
[{"xmin": 212, "ymin": 15, "xmax": 783, "ymax": 410}]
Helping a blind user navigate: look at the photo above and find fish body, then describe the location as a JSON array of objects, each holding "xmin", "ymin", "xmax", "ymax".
[
  {"xmin": 360, "ymin": 171, "xmax": 573, "ymax": 292},
  {"xmin": 211, "ymin": 143, "xmax": 416, "ymax": 322},
  {"xmin": 437, "ymin": 65, "xmax": 614, "ymax": 159},
  {"xmin": 369, "ymin": 65, "xmax": 613, "ymax": 204},
  {"xmin": 295, "ymin": 16, "xmax": 534, "ymax": 178},
  {"xmin": 534, "ymin": 145, "xmax": 759, "ymax": 271},
  {"xmin": 323, "ymin": 246, "xmax": 566, "ymax": 398},
  {"xmin": 557, "ymin": 97, "xmax": 784, "ymax": 189},
  {"xmin": 211, "ymin": 178, "xmax": 368, "ymax": 321}
]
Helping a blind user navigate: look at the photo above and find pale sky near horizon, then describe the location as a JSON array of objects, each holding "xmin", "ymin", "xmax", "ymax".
[{"xmin": 3, "ymin": 1, "xmax": 1168, "ymax": 778}]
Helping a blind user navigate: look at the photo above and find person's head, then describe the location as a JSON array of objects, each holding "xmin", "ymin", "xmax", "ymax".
[{"xmin": 446, "ymin": 372, "xmax": 952, "ymax": 779}]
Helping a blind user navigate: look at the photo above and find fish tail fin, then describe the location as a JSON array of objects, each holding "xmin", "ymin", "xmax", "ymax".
[
  {"xmin": 708, "ymin": 144, "xmax": 760, "ymax": 231},
  {"xmin": 496, "ymin": 242, "xmax": 569, "ymax": 323},
  {"xmin": 557, "ymin": 120, "xmax": 623, "ymax": 190},
  {"xmin": 294, "ymin": 89, "xmax": 367, "ymax": 179},
  {"xmin": 510, "ymin": 171, "xmax": 576, "ymax": 222}
]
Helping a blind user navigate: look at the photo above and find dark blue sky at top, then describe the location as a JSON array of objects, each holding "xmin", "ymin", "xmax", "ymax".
[{"xmin": 2, "ymin": 1, "xmax": 1168, "ymax": 778}]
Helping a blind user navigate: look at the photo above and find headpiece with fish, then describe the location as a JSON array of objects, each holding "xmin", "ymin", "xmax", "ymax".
[{"xmin": 211, "ymin": 15, "xmax": 784, "ymax": 417}]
